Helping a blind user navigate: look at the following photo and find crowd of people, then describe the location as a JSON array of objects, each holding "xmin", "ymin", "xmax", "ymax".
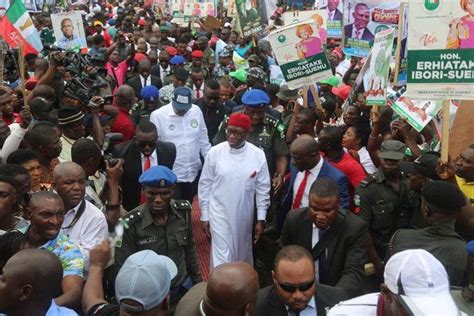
[{"xmin": 0, "ymin": 0, "xmax": 473, "ymax": 315}]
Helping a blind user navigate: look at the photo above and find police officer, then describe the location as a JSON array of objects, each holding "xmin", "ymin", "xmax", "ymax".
[
  {"xmin": 113, "ymin": 166, "xmax": 202, "ymax": 305},
  {"xmin": 213, "ymin": 89, "xmax": 289, "ymax": 193},
  {"xmin": 130, "ymin": 85, "xmax": 160, "ymax": 125},
  {"xmin": 355, "ymin": 140, "xmax": 414, "ymax": 277}
]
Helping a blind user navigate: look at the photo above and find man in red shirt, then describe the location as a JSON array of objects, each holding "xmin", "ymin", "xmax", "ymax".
[
  {"xmin": 319, "ymin": 126, "xmax": 367, "ymax": 213},
  {"xmin": 92, "ymin": 21, "xmax": 112, "ymax": 47},
  {"xmin": 106, "ymin": 38, "xmax": 135, "ymax": 90},
  {"xmin": 111, "ymin": 85, "xmax": 136, "ymax": 143}
]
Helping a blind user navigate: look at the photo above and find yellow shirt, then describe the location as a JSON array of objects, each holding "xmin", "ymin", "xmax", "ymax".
[{"xmin": 456, "ymin": 175, "xmax": 474, "ymax": 205}]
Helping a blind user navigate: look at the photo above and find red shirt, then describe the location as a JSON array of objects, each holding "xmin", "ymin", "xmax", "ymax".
[
  {"xmin": 327, "ymin": 151, "xmax": 367, "ymax": 212},
  {"xmin": 111, "ymin": 107, "xmax": 135, "ymax": 143},
  {"xmin": 106, "ymin": 60, "xmax": 128, "ymax": 88}
]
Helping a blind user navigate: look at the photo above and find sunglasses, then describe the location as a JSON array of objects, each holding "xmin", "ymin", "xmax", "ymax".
[{"xmin": 277, "ymin": 279, "xmax": 315, "ymax": 293}]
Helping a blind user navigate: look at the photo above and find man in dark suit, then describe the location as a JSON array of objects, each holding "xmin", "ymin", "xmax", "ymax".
[
  {"xmin": 277, "ymin": 135, "xmax": 349, "ymax": 233},
  {"xmin": 112, "ymin": 121, "xmax": 176, "ymax": 211},
  {"xmin": 280, "ymin": 178, "xmax": 369, "ymax": 306},
  {"xmin": 322, "ymin": 0, "xmax": 343, "ymax": 21},
  {"xmin": 126, "ymin": 59, "xmax": 163, "ymax": 100},
  {"xmin": 254, "ymin": 245, "xmax": 328, "ymax": 315},
  {"xmin": 344, "ymin": 3, "xmax": 374, "ymax": 41}
]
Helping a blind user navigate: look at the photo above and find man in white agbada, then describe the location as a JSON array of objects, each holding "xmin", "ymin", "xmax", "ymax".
[{"xmin": 199, "ymin": 112, "xmax": 271, "ymax": 269}]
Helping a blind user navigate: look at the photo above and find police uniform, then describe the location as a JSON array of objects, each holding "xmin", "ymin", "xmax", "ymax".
[
  {"xmin": 354, "ymin": 141, "xmax": 414, "ymax": 259},
  {"xmin": 212, "ymin": 89, "xmax": 289, "ymax": 174},
  {"xmin": 113, "ymin": 166, "xmax": 201, "ymax": 300},
  {"xmin": 130, "ymin": 86, "xmax": 160, "ymax": 125}
]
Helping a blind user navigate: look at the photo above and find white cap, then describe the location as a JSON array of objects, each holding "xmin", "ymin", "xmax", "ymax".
[{"xmin": 384, "ymin": 249, "xmax": 460, "ymax": 316}]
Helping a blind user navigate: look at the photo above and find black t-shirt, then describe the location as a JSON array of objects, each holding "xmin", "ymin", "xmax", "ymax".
[{"xmin": 87, "ymin": 303, "xmax": 120, "ymax": 316}]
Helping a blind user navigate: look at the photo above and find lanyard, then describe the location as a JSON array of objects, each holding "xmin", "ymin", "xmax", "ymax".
[{"xmin": 62, "ymin": 200, "xmax": 86, "ymax": 229}]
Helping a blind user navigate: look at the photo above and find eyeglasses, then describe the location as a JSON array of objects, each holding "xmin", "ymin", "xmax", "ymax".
[{"xmin": 277, "ymin": 279, "xmax": 315, "ymax": 293}]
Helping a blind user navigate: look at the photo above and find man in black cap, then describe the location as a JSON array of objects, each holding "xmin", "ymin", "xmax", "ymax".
[
  {"xmin": 389, "ymin": 180, "xmax": 467, "ymax": 287},
  {"xmin": 57, "ymin": 106, "xmax": 86, "ymax": 162},
  {"xmin": 355, "ymin": 140, "xmax": 415, "ymax": 279}
]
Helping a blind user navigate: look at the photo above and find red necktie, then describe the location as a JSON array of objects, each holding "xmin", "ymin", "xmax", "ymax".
[
  {"xmin": 293, "ymin": 170, "xmax": 310, "ymax": 209},
  {"xmin": 196, "ymin": 88, "xmax": 201, "ymax": 98},
  {"xmin": 140, "ymin": 156, "xmax": 152, "ymax": 204}
]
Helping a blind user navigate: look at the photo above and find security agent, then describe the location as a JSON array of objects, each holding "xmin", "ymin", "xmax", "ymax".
[
  {"xmin": 213, "ymin": 89, "xmax": 289, "ymax": 192},
  {"xmin": 112, "ymin": 166, "xmax": 202, "ymax": 305}
]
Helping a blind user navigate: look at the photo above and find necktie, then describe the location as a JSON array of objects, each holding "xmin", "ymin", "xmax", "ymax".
[
  {"xmin": 293, "ymin": 170, "xmax": 310, "ymax": 209},
  {"xmin": 143, "ymin": 76, "xmax": 148, "ymax": 87},
  {"xmin": 196, "ymin": 88, "xmax": 201, "ymax": 98},
  {"xmin": 355, "ymin": 29, "xmax": 361, "ymax": 39},
  {"xmin": 329, "ymin": 11, "xmax": 333, "ymax": 21},
  {"xmin": 140, "ymin": 156, "xmax": 152, "ymax": 204},
  {"xmin": 318, "ymin": 228, "xmax": 327, "ymax": 278}
]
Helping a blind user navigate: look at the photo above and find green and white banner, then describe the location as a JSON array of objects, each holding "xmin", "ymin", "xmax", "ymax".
[
  {"xmin": 268, "ymin": 19, "xmax": 332, "ymax": 89},
  {"xmin": 391, "ymin": 94, "xmax": 442, "ymax": 132},
  {"xmin": 364, "ymin": 28, "xmax": 394, "ymax": 106},
  {"xmin": 235, "ymin": 0, "xmax": 264, "ymax": 37},
  {"xmin": 407, "ymin": 0, "xmax": 474, "ymax": 100}
]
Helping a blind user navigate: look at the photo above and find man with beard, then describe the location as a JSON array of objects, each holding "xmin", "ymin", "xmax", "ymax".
[
  {"xmin": 113, "ymin": 166, "xmax": 201, "ymax": 306},
  {"xmin": 199, "ymin": 113, "xmax": 270, "ymax": 268},
  {"xmin": 20, "ymin": 191, "xmax": 85, "ymax": 310}
]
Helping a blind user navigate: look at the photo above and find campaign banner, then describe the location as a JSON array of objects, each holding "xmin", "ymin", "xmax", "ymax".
[
  {"xmin": 184, "ymin": 1, "xmax": 216, "ymax": 17},
  {"xmin": 51, "ymin": 11, "xmax": 86, "ymax": 51},
  {"xmin": 235, "ymin": 0, "xmax": 264, "ymax": 37},
  {"xmin": 343, "ymin": 0, "xmax": 401, "ymax": 58},
  {"xmin": 406, "ymin": 0, "xmax": 474, "ymax": 100},
  {"xmin": 282, "ymin": 10, "xmax": 327, "ymax": 44},
  {"xmin": 391, "ymin": 95, "xmax": 442, "ymax": 132},
  {"xmin": 393, "ymin": 2, "xmax": 408, "ymax": 86},
  {"xmin": 268, "ymin": 19, "xmax": 332, "ymax": 89},
  {"xmin": 227, "ymin": 0, "xmax": 237, "ymax": 16},
  {"xmin": 317, "ymin": 0, "xmax": 344, "ymax": 38},
  {"xmin": 364, "ymin": 28, "xmax": 394, "ymax": 106}
]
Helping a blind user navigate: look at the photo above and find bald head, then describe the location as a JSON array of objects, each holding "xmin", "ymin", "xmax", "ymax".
[
  {"xmin": 53, "ymin": 161, "xmax": 85, "ymax": 181},
  {"xmin": 114, "ymin": 84, "xmax": 135, "ymax": 110},
  {"xmin": 290, "ymin": 134, "xmax": 319, "ymax": 154},
  {"xmin": 204, "ymin": 262, "xmax": 259, "ymax": 315}
]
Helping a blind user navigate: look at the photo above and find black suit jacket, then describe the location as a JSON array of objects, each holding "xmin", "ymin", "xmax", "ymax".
[
  {"xmin": 344, "ymin": 24, "xmax": 374, "ymax": 41},
  {"xmin": 280, "ymin": 208, "xmax": 369, "ymax": 306},
  {"xmin": 112, "ymin": 140, "xmax": 176, "ymax": 211},
  {"xmin": 253, "ymin": 285, "xmax": 327, "ymax": 316},
  {"xmin": 126, "ymin": 75, "xmax": 163, "ymax": 99}
]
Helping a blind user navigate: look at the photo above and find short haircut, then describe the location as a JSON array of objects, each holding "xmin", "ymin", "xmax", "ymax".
[
  {"xmin": 205, "ymin": 79, "xmax": 220, "ymax": 91},
  {"xmin": 274, "ymin": 245, "xmax": 314, "ymax": 272},
  {"xmin": 136, "ymin": 121, "xmax": 157, "ymax": 134},
  {"xmin": 31, "ymin": 120, "xmax": 57, "ymax": 128},
  {"xmin": 219, "ymin": 78, "xmax": 234, "ymax": 90},
  {"xmin": 191, "ymin": 67, "xmax": 204, "ymax": 75},
  {"xmin": 0, "ymin": 231, "xmax": 26, "ymax": 270},
  {"xmin": 320, "ymin": 125, "xmax": 343, "ymax": 146},
  {"xmin": 6, "ymin": 149, "xmax": 40, "ymax": 165},
  {"xmin": 0, "ymin": 174, "xmax": 17, "ymax": 190},
  {"xmin": 28, "ymin": 191, "xmax": 62, "ymax": 208},
  {"xmin": 309, "ymin": 177, "xmax": 340, "ymax": 199},
  {"xmin": 71, "ymin": 138, "xmax": 101, "ymax": 165},
  {"xmin": 0, "ymin": 164, "xmax": 29, "ymax": 178},
  {"xmin": 93, "ymin": 34, "xmax": 105, "ymax": 45},
  {"xmin": 25, "ymin": 126, "xmax": 57, "ymax": 150},
  {"xmin": 298, "ymin": 108, "xmax": 318, "ymax": 126}
]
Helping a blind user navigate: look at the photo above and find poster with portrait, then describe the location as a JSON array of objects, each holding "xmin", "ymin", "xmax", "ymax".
[
  {"xmin": 393, "ymin": 2, "xmax": 408, "ymax": 86},
  {"xmin": 364, "ymin": 28, "xmax": 394, "ymax": 106},
  {"xmin": 235, "ymin": 0, "xmax": 264, "ymax": 37},
  {"xmin": 317, "ymin": 0, "xmax": 344, "ymax": 38},
  {"xmin": 343, "ymin": 0, "xmax": 401, "ymax": 58},
  {"xmin": 406, "ymin": 0, "xmax": 474, "ymax": 100},
  {"xmin": 268, "ymin": 19, "xmax": 332, "ymax": 89},
  {"xmin": 282, "ymin": 10, "xmax": 327, "ymax": 45},
  {"xmin": 51, "ymin": 11, "xmax": 86, "ymax": 51},
  {"xmin": 184, "ymin": 1, "xmax": 216, "ymax": 17},
  {"xmin": 391, "ymin": 95, "xmax": 442, "ymax": 132},
  {"xmin": 227, "ymin": 0, "xmax": 237, "ymax": 17}
]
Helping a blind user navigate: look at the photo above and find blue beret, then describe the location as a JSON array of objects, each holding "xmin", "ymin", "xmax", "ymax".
[
  {"xmin": 467, "ymin": 241, "xmax": 474, "ymax": 256},
  {"xmin": 141, "ymin": 85, "xmax": 159, "ymax": 101},
  {"xmin": 139, "ymin": 166, "xmax": 177, "ymax": 188},
  {"xmin": 170, "ymin": 55, "xmax": 185, "ymax": 65},
  {"xmin": 242, "ymin": 89, "xmax": 270, "ymax": 107}
]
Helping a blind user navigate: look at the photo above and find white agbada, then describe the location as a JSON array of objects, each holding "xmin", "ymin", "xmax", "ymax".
[{"xmin": 199, "ymin": 141, "xmax": 271, "ymax": 269}]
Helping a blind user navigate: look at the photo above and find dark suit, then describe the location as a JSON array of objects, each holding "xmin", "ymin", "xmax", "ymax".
[
  {"xmin": 126, "ymin": 75, "xmax": 163, "ymax": 99},
  {"xmin": 344, "ymin": 24, "xmax": 374, "ymax": 41},
  {"xmin": 326, "ymin": 9, "xmax": 343, "ymax": 21},
  {"xmin": 253, "ymin": 285, "xmax": 327, "ymax": 316},
  {"xmin": 280, "ymin": 208, "xmax": 369, "ymax": 306},
  {"xmin": 277, "ymin": 161, "xmax": 349, "ymax": 233},
  {"xmin": 112, "ymin": 140, "xmax": 176, "ymax": 211}
]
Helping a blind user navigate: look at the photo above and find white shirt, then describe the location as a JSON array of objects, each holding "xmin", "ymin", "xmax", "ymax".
[
  {"xmin": 327, "ymin": 293, "xmax": 378, "ymax": 316},
  {"xmin": 141, "ymin": 151, "xmax": 158, "ymax": 172},
  {"xmin": 61, "ymin": 199, "xmax": 108, "ymax": 265},
  {"xmin": 140, "ymin": 74, "xmax": 150, "ymax": 87},
  {"xmin": 358, "ymin": 147, "xmax": 377, "ymax": 175},
  {"xmin": 160, "ymin": 65, "xmax": 171, "ymax": 82},
  {"xmin": 150, "ymin": 103, "xmax": 211, "ymax": 182},
  {"xmin": 286, "ymin": 297, "xmax": 317, "ymax": 316},
  {"xmin": 193, "ymin": 84, "xmax": 204, "ymax": 99},
  {"xmin": 293, "ymin": 158, "xmax": 324, "ymax": 208}
]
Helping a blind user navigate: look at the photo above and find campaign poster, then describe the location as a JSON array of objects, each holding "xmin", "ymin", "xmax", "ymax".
[
  {"xmin": 184, "ymin": 1, "xmax": 216, "ymax": 17},
  {"xmin": 317, "ymin": 0, "xmax": 344, "ymax": 38},
  {"xmin": 235, "ymin": 0, "xmax": 264, "ymax": 37},
  {"xmin": 282, "ymin": 10, "xmax": 327, "ymax": 44},
  {"xmin": 391, "ymin": 95, "xmax": 442, "ymax": 132},
  {"xmin": 393, "ymin": 2, "xmax": 408, "ymax": 86},
  {"xmin": 227, "ymin": 0, "xmax": 237, "ymax": 17},
  {"xmin": 343, "ymin": 0, "xmax": 401, "ymax": 58},
  {"xmin": 406, "ymin": 0, "xmax": 474, "ymax": 100},
  {"xmin": 51, "ymin": 11, "xmax": 86, "ymax": 51},
  {"xmin": 268, "ymin": 19, "xmax": 332, "ymax": 89},
  {"xmin": 364, "ymin": 28, "xmax": 394, "ymax": 106}
]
